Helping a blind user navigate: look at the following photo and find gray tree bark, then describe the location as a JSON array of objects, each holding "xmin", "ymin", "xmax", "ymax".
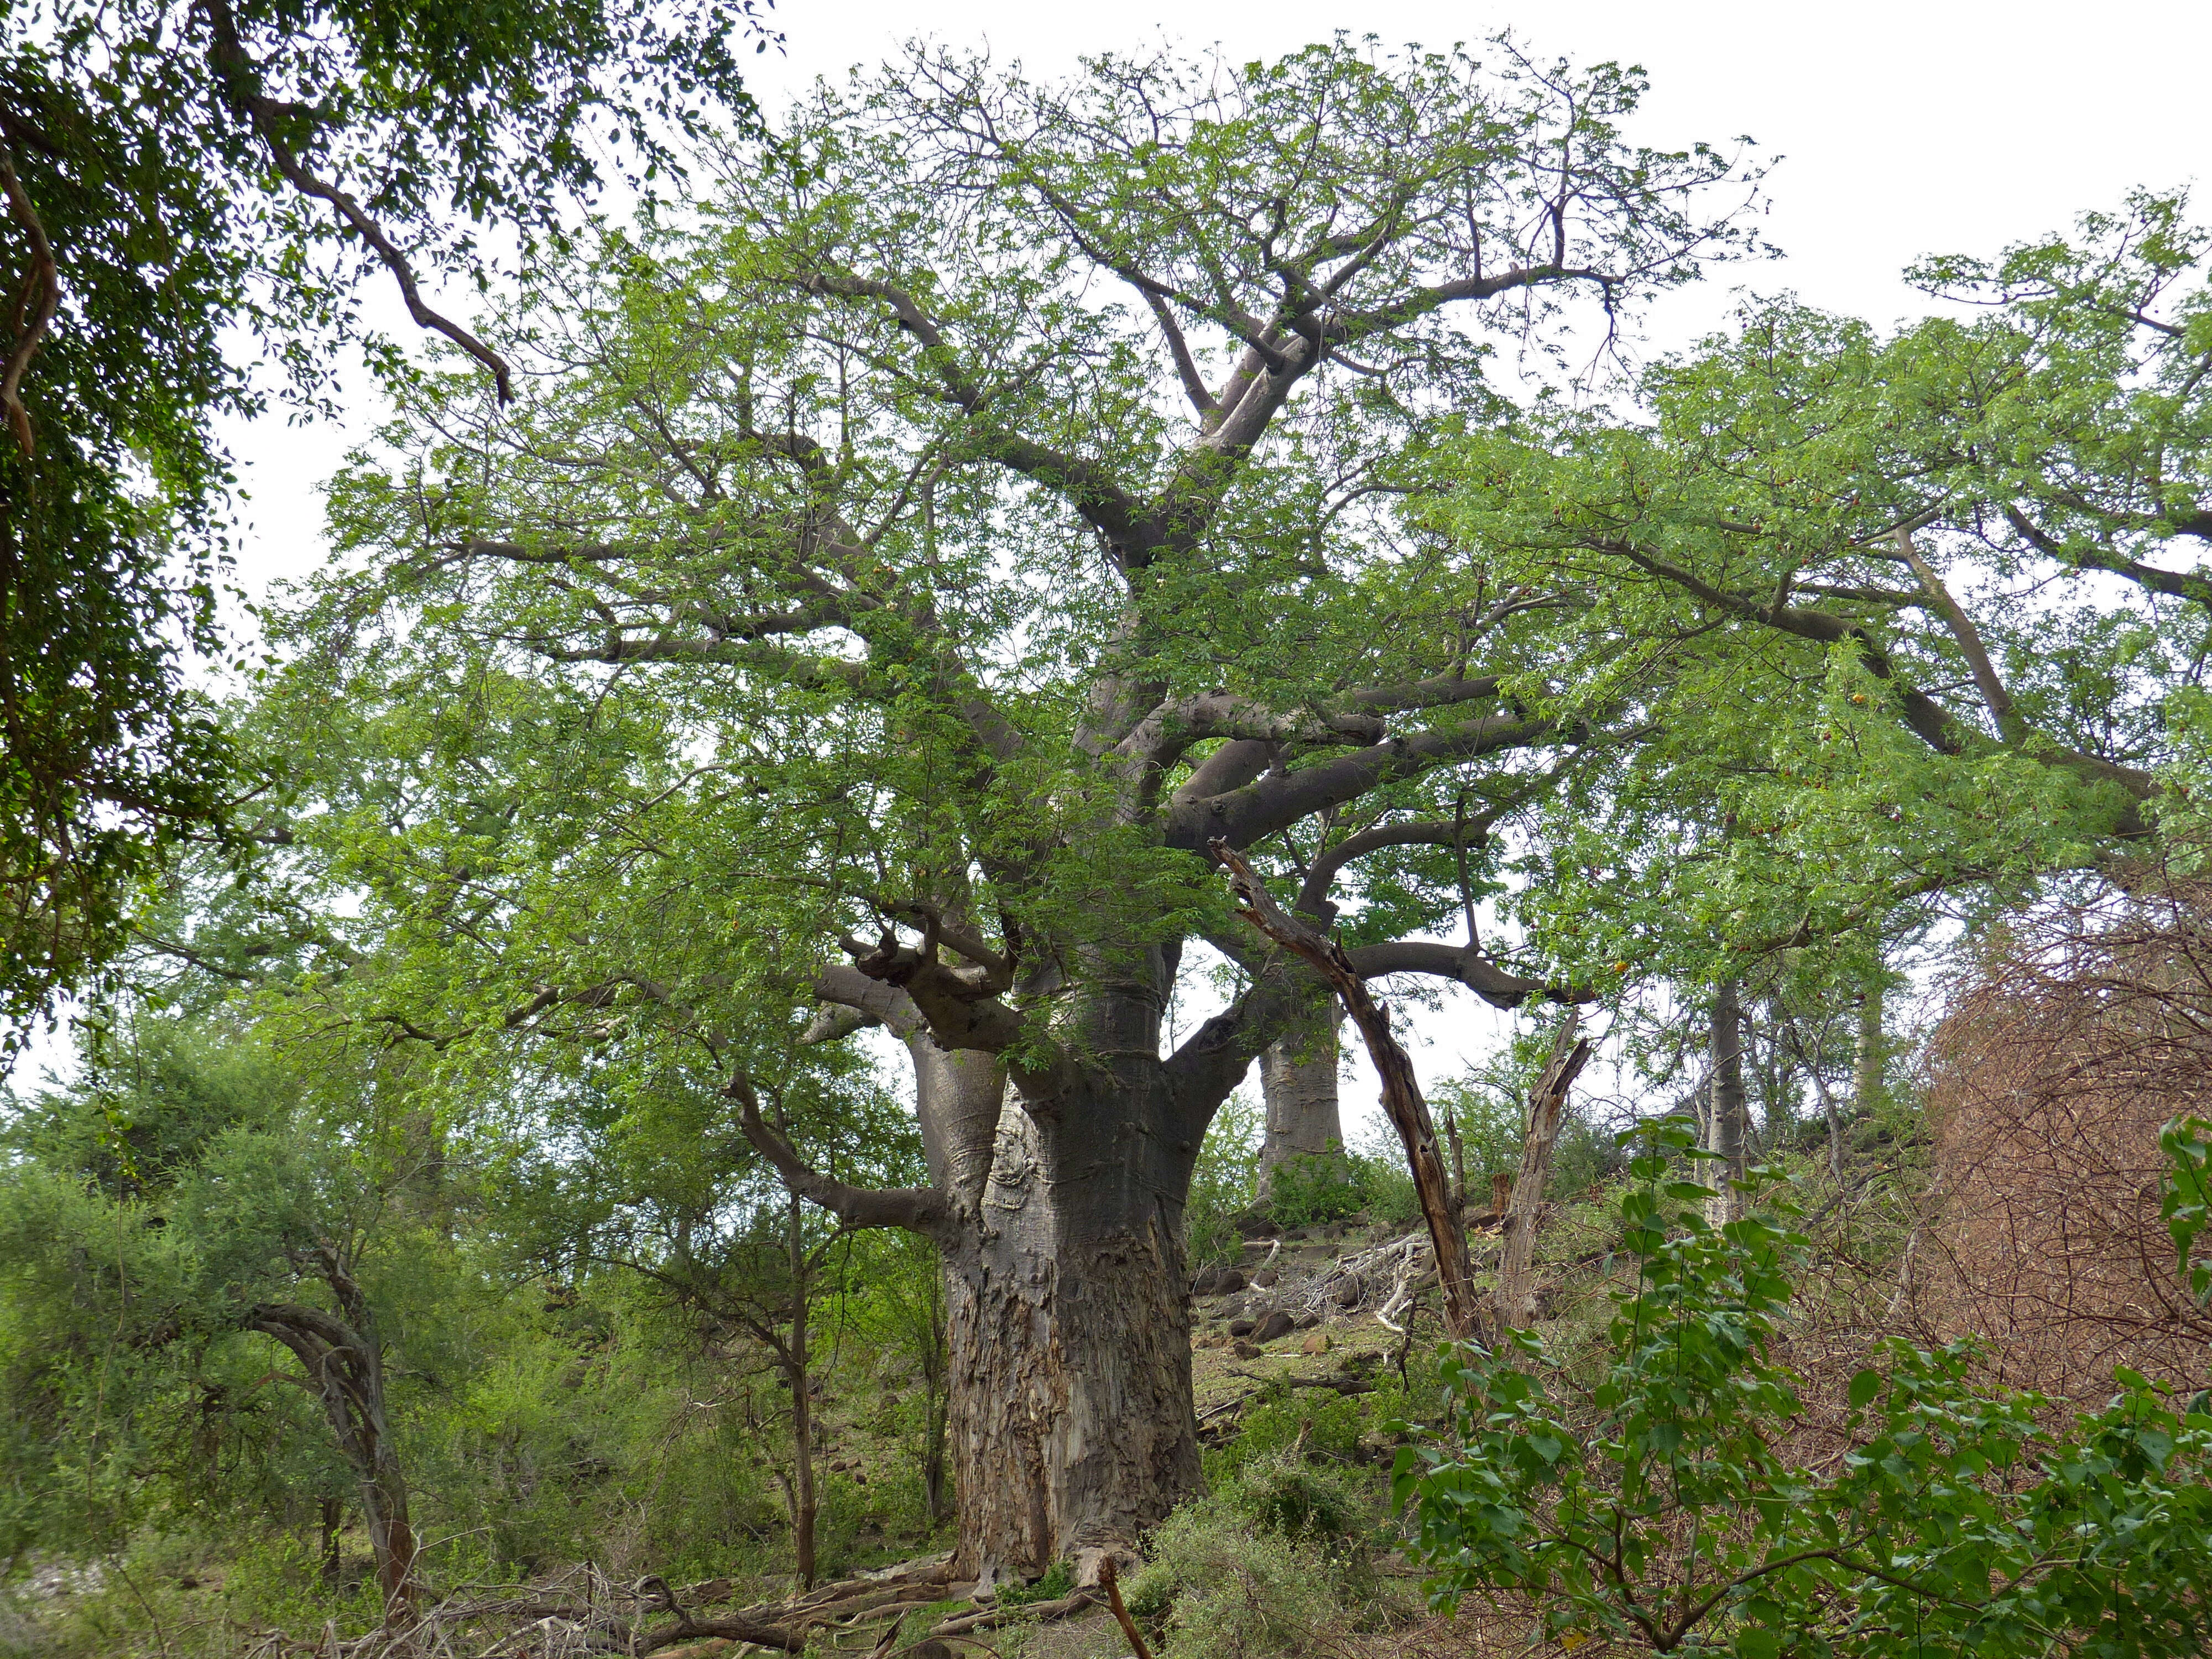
[
  {"xmin": 1854, "ymin": 983, "xmax": 1887, "ymax": 1119},
  {"xmin": 1705, "ymin": 979, "xmax": 1748, "ymax": 1227},
  {"xmin": 1256, "ymin": 998, "xmax": 1343, "ymax": 1193},
  {"xmin": 784, "ymin": 1192, "xmax": 818, "ymax": 1589},
  {"xmin": 797, "ymin": 958, "xmax": 1221, "ymax": 1588}
]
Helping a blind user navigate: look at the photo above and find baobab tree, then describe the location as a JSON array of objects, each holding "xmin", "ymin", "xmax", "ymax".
[{"xmin": 292, "ymin": 38, "xmax": 1760, "ymax": 1578}]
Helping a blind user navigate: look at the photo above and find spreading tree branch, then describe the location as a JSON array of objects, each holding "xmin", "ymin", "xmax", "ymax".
[
  {"xmin": 726, "ymin": 1072, "xmax": 952, "ymax": 1241},
  {"xmin": 205, "ymin": 0, "xmax": 514, "ymax": 401}
]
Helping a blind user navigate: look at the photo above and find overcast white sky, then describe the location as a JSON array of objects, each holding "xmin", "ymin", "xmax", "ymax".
[{"xmin": 24, "ymin": 0, "xmax": 2211, "ymax": 1108}]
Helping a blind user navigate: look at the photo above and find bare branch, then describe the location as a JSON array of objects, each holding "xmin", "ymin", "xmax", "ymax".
[
  {"xmin": 1345, "ymin": 939, "xmax": 1577, "ymax": 1010},
  {"xmin": 1117, "ymin": 691, "xmax": 1386, "ymax": 771},
  {"xmin": 1892, "ymin": 528, "xmax": 2025, "ymax": 743},
  {"xmin": 1143, "ymin": 289, "xmax": 1218, "ymax": 424},
  {"xmin": 1293, "ymin": 818, "xmax": 1494, "ymax": 919},
  {"xmin": 1213, "ymin": 839, "xmax": 1483, "ymax": 1341}
]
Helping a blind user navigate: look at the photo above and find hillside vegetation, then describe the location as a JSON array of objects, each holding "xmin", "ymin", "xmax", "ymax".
[{"xmin": 6, "ymin": 26, "xmax": 2212, "ymax": 1659}]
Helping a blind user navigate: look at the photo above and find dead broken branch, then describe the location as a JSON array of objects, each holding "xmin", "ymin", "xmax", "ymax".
[
  {"xmin": 1494, "ymin": 1013, "xmax": 1593, "ymax": 1330},
  {"xmin": 1099, "ymin": 1557, "xmax": 1157, "ymax": 1659},
  {"xmin": 1213, "ymin": 839, "xmax": 1482, "ymax": 1340}
]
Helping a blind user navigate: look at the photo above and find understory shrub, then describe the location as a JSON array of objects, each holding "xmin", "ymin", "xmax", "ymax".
[
  {"xmin": 1124, "ymin": 1498, "xmax": 1345, "ymax": 1659},
  {"xmin": 1267, "ymin": 1142, "xmax": 1421, "ymax": 1229},
  {"xmin": 1398, "ymin": 1117, "xmax": 2212, "ymax": 1658},
  {"xmin": 1185, "ymin": 1095, "xmax": 1262, "ymax": 1266}
]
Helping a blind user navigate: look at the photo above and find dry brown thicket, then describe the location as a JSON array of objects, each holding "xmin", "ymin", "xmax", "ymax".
[{"xmin": 1911, "ymin": 877, "xmax": 2212, "ymax": 1401}]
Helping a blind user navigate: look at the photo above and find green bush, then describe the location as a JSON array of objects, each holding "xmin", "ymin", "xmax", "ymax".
[
  {"xmin": 1399, "ymin": 1115, "xmax": 2212, "ymax": 1658},
  {"xmin": 1221, "ymin": 1453, "xmax": 1371, "ymax": 1553},
  {"xmin": 1123, "ymin": 1498, "xmax": 1345, "ymax": 1659},
  {"xmin": 1265, "ymin": 1148, "xmax": 1365, "ymax": 1227},
  {"xmin": 997, "ymin": 1557, "xmax": 1074, "ymax": 1606},
  {"xmin": 1350, "ymin": 1146, "xmax": 1422, "ymax": 1227},
  {"xmin": 1267, "ymin": 1143, "xmax": 1421, "ymax": 1229},
  {"xmin": 1229, "ymin": 1392, "xmax": 1366, "ymax": 1468}
]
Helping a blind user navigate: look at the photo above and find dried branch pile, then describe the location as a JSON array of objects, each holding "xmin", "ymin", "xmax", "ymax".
[{"xmin": 233, "ymin": 1556, "xmax": 962, "ymax": 1658}]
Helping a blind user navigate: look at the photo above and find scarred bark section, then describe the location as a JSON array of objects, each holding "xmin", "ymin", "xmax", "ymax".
[{"xmin": 943, "ymin": 1186, "xmax": 1197, "ymax": 1582}]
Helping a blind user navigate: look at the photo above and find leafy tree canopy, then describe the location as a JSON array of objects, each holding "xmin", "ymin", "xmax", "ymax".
[
  {"xmin": 0, "ymin": 0, "xmax": 773, "ymax": 1040},
  {"xmin": 1426, "ymin": 190, "xmax": 2212, "ymax": 987},
  {"xmin": 218, "ymin": 35, "xmax": 1762, "ymax": 1105}
]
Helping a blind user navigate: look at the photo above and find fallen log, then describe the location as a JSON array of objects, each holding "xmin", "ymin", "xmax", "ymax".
[{"xmin": 927, "ymin": 1590, "xmax": 1096, "ymax": 1639}]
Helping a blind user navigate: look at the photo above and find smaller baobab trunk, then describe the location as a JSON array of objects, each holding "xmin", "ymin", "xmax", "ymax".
[
  {"xmin": 1854, "ymin": 983, "xmax": 1888, "ymax": 1119},
  {"xmin": 1705, "ymin": 981, "xmax": 1749, "ymax": 1227},
  {"xmin": 1257, "ymin": 999, "xmax": 1345, "ymax": 1196},
  {"xmin": 247, "ymin": 1245, "xmax": 416, "ymax": 1620}
]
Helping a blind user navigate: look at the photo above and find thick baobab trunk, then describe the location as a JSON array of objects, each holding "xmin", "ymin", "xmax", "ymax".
[
  {"xmin": 1705, "ymin": 980, "xmax": 1748, "ymax": 1226},
  {"xmin": 1257, "ymin": 999, "xmax": 1344, "ymax": 1193},
  {"xmin": 813, "ymin": 965, "xmax": 1207, "ymax": 1584},
  {"xmin": 804, "ymin": 951, "xmax": 1238, "ymax": 1583},
  {"xmin": 940, "ymin": 1037, "xmax": 1202, "ymax": 1584},
  {"xmin": 916, "ymin": 1277, "xmax": 953, "ymax": 1527}
]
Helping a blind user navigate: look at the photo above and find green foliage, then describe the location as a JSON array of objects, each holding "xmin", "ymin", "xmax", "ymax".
[
  {"xmin": 1397, "ymin": 1117, "xmax": 2212, "ymax": 1656},
  {"xmin": 1427, "ymin": 191, "xmax": 2212, "ymax": 985},
  {"xmin": 0, "ymin": 0, "xmax": 772, "ymax": 1032},
  {"xmin": 1266, "ymin": 1140, "xmax": 1426, "ymax": 1230},
  {"xmin": 2161, "ymin": 1114, "xmax": 2212, "ymax": 1302},
  {"xmin": 1264, "ymin": 1148, "xmax": 1368, "ymax": 1227},
  {"xmin": 1219, "ymin": 1453, "xmax": 1373, "ymax": 1556},
  {"xmin": 1185, "ymin": 1092, "xmax": 1262, "ymax": 1267},
  {"xmin": 0, "ymin": 1019, "xmax": 485, "ymax": 1567},
  {"xmin": 1122, "ymin": 1497, "xmax": 1354, "ymax": 1659},
  {"xmin": 244, "ymin": 30, "xmax": 1763, "ymax": 1125},
  {"xmin": 998, "ymin": 1557, "xmax": 1075, "ymax": 1605},
  {"xmin": 1227, "ymin": 1392, "xmax": 1366, "ymax": 1468},
  {"xmin": 1204, "ymin": 1386, "xmax": 1383, "ymax": 1563}
]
